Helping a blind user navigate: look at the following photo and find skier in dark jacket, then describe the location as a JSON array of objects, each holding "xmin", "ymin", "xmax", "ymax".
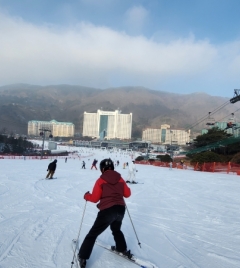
[
  {"xmin": 82, "ymin": 161, "xmax": 86, "ymax": 169},
  {"xmin": 77, "ymin": 158, "xmax": 131, "ymax": 268},
  {"xmin": 90, "ymin": 159, "xmax": 98, "ymax": 170},
  {"xmin": 46, "ymin": 159, "xmax": 57, "ymax": 179}
]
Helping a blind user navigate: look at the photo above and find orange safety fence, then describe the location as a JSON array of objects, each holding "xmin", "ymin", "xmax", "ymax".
[
  {"xmin": 135, "ymin": 160, "xmax": 240, "ymax": 175},
  {"xmin": 194, "ymin": 162, "xmax": 240, "ymax": 174}
]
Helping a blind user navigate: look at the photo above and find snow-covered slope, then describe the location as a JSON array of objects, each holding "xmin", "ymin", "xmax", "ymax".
[{"xmin": 0, "ymin": 147, "xmax": 240, "ymax": 268}]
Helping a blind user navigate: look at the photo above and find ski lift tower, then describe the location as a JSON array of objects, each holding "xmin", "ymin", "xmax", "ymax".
[
  {"xmin": 39, "ymin": 128, "xmax": 53, "ymax": 159},
  {"xmin": 230, "ymin": 89, "xmax": 240, "ymax": 103}
]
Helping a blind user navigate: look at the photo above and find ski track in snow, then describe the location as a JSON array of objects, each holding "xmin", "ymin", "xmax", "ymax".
[{"xmin": 1, "ymin": 145, "xmax": 240, "ymax": 268}]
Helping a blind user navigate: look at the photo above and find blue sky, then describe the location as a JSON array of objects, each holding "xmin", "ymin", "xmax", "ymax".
[{"xmin": 0, "ymin": 0, "xmax": 240, "ymax": 97}]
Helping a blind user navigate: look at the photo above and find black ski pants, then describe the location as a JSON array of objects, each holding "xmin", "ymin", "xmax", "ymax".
[{"xmin": 78, "ymin": 205, "xmax": 127, "ymax": 259}]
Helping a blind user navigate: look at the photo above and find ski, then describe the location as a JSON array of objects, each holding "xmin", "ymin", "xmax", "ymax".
[
  {"xmin": 95, "ymin": 240, "xmax": 158, "ymax": 268},
  {"xmin": 72, "ymin": 239, "xmax": 80, "ymax": 268},
  {"xmin": 126, "ymin": 181, "xmax": 144, "ymax": 184}
]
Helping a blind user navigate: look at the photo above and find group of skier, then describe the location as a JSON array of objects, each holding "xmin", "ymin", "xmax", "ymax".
[{"xmin": 46, "ymin": 158, "xmax": 137, "ymax": 182}]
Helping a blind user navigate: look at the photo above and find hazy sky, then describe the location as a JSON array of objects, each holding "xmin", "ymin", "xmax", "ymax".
[{"xmin": 1, "ymin": 0, "xmax": 240, "ymax": 97}]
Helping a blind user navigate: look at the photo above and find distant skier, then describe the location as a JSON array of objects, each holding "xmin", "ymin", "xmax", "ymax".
[
  {"xmin": 127, "ymin": 161, "xmax": 137, "ymax": 183},
  {"xmin": 65, "ymin": 157, "xmax": 67, "ymax": 163},
  {"xmin": 46, "ymin": 159, "xmax": 57, "ymax": 179},
  {"xmin": 77, "ymin": 158, "xmax": 131, "ymax": 268},
  {"xmin": 91, "ymin": 159, "xmax": 98, "ymax": 170},
  {"xmin": 169, "ymin": 161, "xmax": 173, "ymax": 170},
  {"xmin": 180, "ymin": 160, "xmax": 184, "ymax": 166},
  {"xmin": 82, "ymin": 160, "xmax": 86, "ymax": 169}
]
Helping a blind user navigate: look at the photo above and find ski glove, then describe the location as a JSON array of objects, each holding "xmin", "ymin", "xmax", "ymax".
[{"xmin": 84, "ymin": 191, "xmax": 90, "ymax": 200}]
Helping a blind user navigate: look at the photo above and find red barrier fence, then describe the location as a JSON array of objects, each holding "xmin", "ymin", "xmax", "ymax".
[
  {"xmin": 193, "ymin": 162, "xmax": 240, "ymax": 174},
  {"xmin": 135, "ymin": 160, "xmax": 240, "ymax": 175}
]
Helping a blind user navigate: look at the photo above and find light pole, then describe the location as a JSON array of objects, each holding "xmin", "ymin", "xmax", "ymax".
[
  {"xmin": 170, "ymin": 130, "xmax": 173, "ymax": 145},
  {"xmin": 146, "ymin": 141, "xmax": 150, "ymax": 159},
  {"xmin": 170, "ymin": 130, "xmax": 173, "ymax": 160},
  {"xmin": 39, "ymin": 128, "xmax": 53, "ymax": 159}
]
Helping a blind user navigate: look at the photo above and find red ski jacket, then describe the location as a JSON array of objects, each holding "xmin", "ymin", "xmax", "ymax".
[{"xmin": 84, "ymin": 170, "xmax": 131, "ymax": 210}]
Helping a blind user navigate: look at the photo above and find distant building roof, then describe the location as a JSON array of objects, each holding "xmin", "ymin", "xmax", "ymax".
[{"xmin": 28, "ymin": 120, "xmax": 74, "ymax": 125}]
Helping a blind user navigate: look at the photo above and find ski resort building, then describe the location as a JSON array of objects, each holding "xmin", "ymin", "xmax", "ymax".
[
  {"xmin": 82, "ymin": 109, "xmax": 132, "ymax": 140},
  {"xmin": 28, "ymin": 120, "xmax": 75, "ymax": 137},
  {"xmin": 142, "ymin": 124, "xmax": 190, "ymax": 145}
]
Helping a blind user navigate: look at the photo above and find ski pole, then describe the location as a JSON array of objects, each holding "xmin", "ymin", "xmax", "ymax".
[
  {"xmin": 71, "ymin": 200, "xmax": 87, "ymax": 268},
  {"xmin": 125, "ymin": 204, "xmax": 141, "ymax": 248}
]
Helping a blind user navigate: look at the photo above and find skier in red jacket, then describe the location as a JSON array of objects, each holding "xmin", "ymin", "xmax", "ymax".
[{"xmin": 77, "ymin": 158, "xmax": 131, "ymax": 268}]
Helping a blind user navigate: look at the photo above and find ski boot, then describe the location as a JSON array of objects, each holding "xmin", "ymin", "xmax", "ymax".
[
  {"xmin": 111, "ymin": 246, "xmax": 133, "ymax": 259},
  {"xmin": 77, "ymin": 254, "xmax": 87, "ymax": 268}
]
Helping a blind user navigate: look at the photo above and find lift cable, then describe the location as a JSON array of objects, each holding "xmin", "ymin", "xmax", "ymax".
[
  {"xmin": 185, "ymin": 100, "xmax": 230, "ymax": 131},
  {"xmin": 215, "ymin": 107, "xmax": 240, "ymax": 123}
]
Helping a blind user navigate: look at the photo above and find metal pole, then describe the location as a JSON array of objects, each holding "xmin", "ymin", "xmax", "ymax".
[
  {"xmin": 41, "ymin": 131, "xmax": 45, "ymax": 159},
  {"xmin": 125, "ymin": 204, "xmax": 141, "ymax": 248},
  {"xmin": 39, "ymin": 128, "xmax": 51, "ymax": 159},
  {"xmin": 71, "ymin": 201, "xmax": 87, "ymax": 268},
  {"xmin": 170, "ymin": 130, "xmax": 173, "ymax": 159}
]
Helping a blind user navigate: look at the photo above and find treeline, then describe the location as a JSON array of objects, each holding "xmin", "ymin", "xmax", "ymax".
[
  {"xmin": 0, "ymin": 135, "xmax": 34, "ymax": 154},
  {"xmin": 187, "ymin": 128, "xmax": 240, "ymax": 164}
]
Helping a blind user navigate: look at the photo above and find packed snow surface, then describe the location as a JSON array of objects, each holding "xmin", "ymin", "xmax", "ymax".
[{"xmin": 1, "ymin": 144, "xmax": 240, "ymax": 268}]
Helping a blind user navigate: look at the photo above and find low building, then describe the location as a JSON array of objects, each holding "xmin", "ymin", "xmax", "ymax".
[
  {"xmin": 28, "ymin": 120, "xmax": 75, "ymax": 137},
  {"xmin": 72, "ymin": 140, "xmax": 149, "ymax": 150},
  {"xmin": 142, "ymin": 124, "xmax": 190, "ymax": 145},
  {"xmin": 48, "ymin": 141, "xmax": 57, "ymax": 150}
]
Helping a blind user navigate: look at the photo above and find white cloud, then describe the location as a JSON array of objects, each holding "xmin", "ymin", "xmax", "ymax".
[
  {"xmin": 0, "ymin": 11, "xmax": 239, "ymax": 95},
  {"xmin": 124, "ymin": 5, "xmax": 149, "ymax": 34}
]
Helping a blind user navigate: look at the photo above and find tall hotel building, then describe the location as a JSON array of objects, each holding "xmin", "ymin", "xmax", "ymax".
[
  {"xmin": 142, "ymin": 124, "xmax": 190, "ymax": 145},
  {"xmin": 82, "ymin": 109, "xmax": 132, "ymax": 140},
  {"xmin": 28, "ymin": 120, "xmax": 75, "ymax": 137}
]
